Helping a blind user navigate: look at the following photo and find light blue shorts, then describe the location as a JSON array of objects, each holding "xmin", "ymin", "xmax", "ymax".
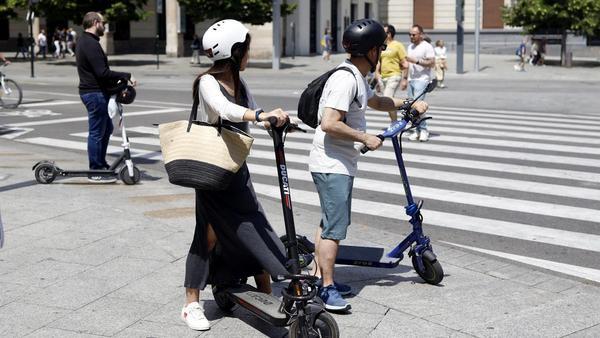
[{"xmin": 311, "ymin": 173, "xmax": 354, "ymax": 241}]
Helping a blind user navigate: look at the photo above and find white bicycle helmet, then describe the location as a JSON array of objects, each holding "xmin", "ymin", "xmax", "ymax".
[{"xmin": 202, "ymin": 19, "xmax": 249, "ymax": 61}]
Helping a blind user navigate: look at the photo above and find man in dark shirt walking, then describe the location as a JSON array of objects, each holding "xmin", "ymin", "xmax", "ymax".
[{"xmin": 76, "ymin": 12, "xmax": 135, "ymax": 182}]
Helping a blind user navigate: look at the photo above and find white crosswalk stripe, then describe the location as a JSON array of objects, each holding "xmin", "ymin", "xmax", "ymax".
[{"xmin": 12, "ymin": 106, "xmax": 600, "ymax": 282}]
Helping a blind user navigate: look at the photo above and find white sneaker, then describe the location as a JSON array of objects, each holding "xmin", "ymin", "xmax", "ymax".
[
  {"xmin": 181, "ymin": 302, "xmax": 210, "ymax": 331},
  {"xmin": 408, "ymin": 131, "xmax": 419, "ymax": 141},
  {"xmin": 419, "ymin": 130, "xmax": 430, "ymax": 142}
]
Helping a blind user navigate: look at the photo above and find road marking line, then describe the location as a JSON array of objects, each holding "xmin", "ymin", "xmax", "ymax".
[
  {"xmin": 0, "ymin": 127, "xmax": 34, "ymax": 139},
  {"xmin": 365, "ymin": 109, "xmax": 600, "ymax": 131},
  {"xmin": 431, "ymin": 105, "xmax": 600, "ymax": 121},
  {"xmin": 248, "ymin": 163, "xmax": 600, "ymax": 224},
  {"xmin": 440, "ymin": 241, "xmax": 600, "ymax": 283},
  {"xmin": 428, "ymin": 109, "xmax": 600, "ymax": 127},
  {"xmin": 247, "ymin": 149, "xmax": 600, "ymax": 201},
  {"xmin": 17, "ymin": 100, "xmax": 79, "ymax": 108},
  {"xmin": 17, "ymin": 137, "xmax": 161, "ymax": 161},
  {"xmin": 249, "ymin": 125, "xmax": 600, "ymax": 155},
  {"xmin": 251, "ymin": 137, "xmax": 600, "ymax": 170},
  {"xmin": 252, "ymin": 182, "xmax": 600, "ymax": 253},
  {"xmin": 88, "ymin": 125, "xmax": 600, "ymax": 183},
  {"xmin": 364, "ymin": 115, "xmax": 600, "ymax": 139},
  {"xmin": 7, "ymin": 108, "xmax": 184, "ymax": 127}
]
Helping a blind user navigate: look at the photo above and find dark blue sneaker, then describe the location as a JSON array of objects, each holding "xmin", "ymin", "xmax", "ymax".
[
  {"xmin": 316, "ymin": 279, "xmax": 352, "ymax": 296},
  {"xmin": 318, "ymin": 285, "xmax": 351, "ymax": 312}
]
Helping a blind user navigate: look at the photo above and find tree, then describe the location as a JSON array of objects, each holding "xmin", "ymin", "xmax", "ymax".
[
  {"xmin": 503, "ymin": 0, "xmax": 600, "ymax": 66},
  {"xmin": 178, "ymin": 0, "xmax": 296, "ymax": 25},
  {"xmin": 3, "ymin": 0, "xmax": 149, "ymax": 24}
]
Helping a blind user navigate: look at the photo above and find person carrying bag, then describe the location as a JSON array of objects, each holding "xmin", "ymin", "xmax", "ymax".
[{"xmin": 160, "ymin": 19, "xmax": 291, "ymax": 332}]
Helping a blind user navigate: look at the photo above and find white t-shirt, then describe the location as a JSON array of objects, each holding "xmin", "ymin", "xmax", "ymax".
[
  {"xmin": 37, "ymin": 33, "xmax": 47, "ymax": 46},
  {"xmin": 309, "ymin": 60, "xmax": 374, "ymax": 176},
  {"xmin": 434, "ymin": 46, "xmax": 447, "ymax": 59},
  {"xmin": 408, "ymin": 41, "xmax": 435, "ymax": 81},
  {"xmin": 197, "ymin": 75, "xmax": 257, "ymax": 124}
]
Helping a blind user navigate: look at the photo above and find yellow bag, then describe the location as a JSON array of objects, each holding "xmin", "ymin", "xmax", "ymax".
[{"xmin": 320, "ymin": 38, "xmax": 326, "ymax": 47}]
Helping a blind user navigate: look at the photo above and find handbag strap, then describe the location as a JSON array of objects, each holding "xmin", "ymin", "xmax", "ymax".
[{"xmin": 187, "ymin": 77, "xmax": 222, "ymax": 134}]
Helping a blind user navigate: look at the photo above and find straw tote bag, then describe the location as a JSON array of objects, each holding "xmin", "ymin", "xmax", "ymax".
[{"xmin": 158, "ymin": 96, "xmax": 253, "ymax": 190}]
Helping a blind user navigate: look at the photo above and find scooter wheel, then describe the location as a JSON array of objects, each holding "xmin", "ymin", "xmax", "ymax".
[
  {"xmin": 289, "ymin": 311, "xmax": 339, "ymax": 338},
  {"xmin": 411, "ymin": 250, "xmax": 444, "ymax": 285},
  {"xmin": 34, "ymin": 163, "xmax": 57, "ymax": 184},
  {"xmin": 211, "ymin": 285, "xmax": 235, "ymax": 312},
  {"xmin": 119, "ymin": 166, "xmax": 141, "ymax": 185}
]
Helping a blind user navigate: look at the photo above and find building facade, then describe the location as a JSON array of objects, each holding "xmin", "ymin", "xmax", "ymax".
[{"xmin": 1, "ymin": 0, "xmax": 597, "ymax": 58}]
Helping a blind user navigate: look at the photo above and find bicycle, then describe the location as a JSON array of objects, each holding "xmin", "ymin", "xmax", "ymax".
[{"xmin": 0, "ymin": 63, "xmax": 23, "ymax": 108}]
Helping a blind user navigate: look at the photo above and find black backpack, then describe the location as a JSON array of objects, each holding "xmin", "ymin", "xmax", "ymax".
[{"xmin": 297, "ymin": 67, "xmax": 359, "ymax": 128}]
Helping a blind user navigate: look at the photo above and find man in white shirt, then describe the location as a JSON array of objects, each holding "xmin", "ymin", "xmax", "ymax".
[
  {"xmin": 405, "ymin": 24, "xmax": 435, "ymax": 141},
  {"xmin": 36, "ymin": 30, "xmax": 47, "ymax": 59},
  {"xmin": 309, "ymin": 19, "xmax": 428, "ymax": 312}
]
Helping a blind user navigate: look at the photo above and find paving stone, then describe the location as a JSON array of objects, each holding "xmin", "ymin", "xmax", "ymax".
[
  {"xmin": 113, "ymin": 320, "xmax": 201, "ymax": 338},
  {"xmin": 110, "ymin": 262, "xmax": 182, "ymax": 305},
  {"xmin": 25, "ymin": 327, "xmax": 105, "ymax": 338},
  {"xmin": 564, "ymin": 324, "xmax": 600, "ymax": 338},
  {"xmin": 82, "ymin": 256, "xmax": 167, "ymax": 285},
  {"xmin": 0, "ymin": 281, "xmax": 37, "ymax": 307},
  {"xmin": 533, "ymin": 276, "xmax": 580, "ymax": 293},
  {"xmin": 0, "ymin": 258, "xmax": 91, "ymax": 288},
  {"xmin": 513, "ymin": 269, "xmax": 553, "ymax": 287},
  {"xmin": 464, "ymin": 257, "xmax": 511, "ymax": 274},
  {"xmin": 341, "ymin": 295, "xmax": 389, "ymax": 315},
  {"xmin": 370, "ymin": 309, "xmax": 470, "ymax": 338},
  {"xmin": 463, "ymin": 293, "xmax": 600, "ymax": 337},
  {"xmin": 48, "ymin": 297, "xmax": 161, "ymax": 336},
  {"xmin": 0, "ymin": 301, "xmax": 70, "ymax": 337},
  {"xmin": 23, "ymin": 275, "xmax": 127, "ymax": 310},
  {"xmin": 443, "ymin": 252, "xmax": 487, "ymax": 268},
  {"xmin": 32, "ymin": 230, "xmax": 110, "ymax": 250},
  {"xmin": 487, "ymin": 264, "xmax": 530, "ymax": 280}
]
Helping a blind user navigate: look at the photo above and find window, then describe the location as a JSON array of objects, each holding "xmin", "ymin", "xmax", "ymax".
[
  {"xmin": 483, "ymin": 0, "xmax": 504, "ymax": 29},
  {"xmin": 351, "ymin": 4, "xmax": 357, "ymax": 23},
  {"xmin": 413, "ymin": 0, "xmax": 434, "ymax": 29},
  {"xmin": 364, "ymin": 2, "xmax": 371, "ymax": 19}
]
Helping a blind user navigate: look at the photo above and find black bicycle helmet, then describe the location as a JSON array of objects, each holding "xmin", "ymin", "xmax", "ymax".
[
  {"xmin": 342, "ymin": 19, "xmax": 387, "ymax": 56},
  {"xmin": 116, "ymin": 85, "xmax": 136, "ymax": 104}
]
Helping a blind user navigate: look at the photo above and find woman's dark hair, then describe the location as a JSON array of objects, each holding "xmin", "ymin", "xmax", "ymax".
[{"xmin": 192, "ymin": 33, "xmax": 251, "ymax": 107}]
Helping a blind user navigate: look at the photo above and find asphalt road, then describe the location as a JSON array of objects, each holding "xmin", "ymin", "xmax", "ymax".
[{"xmin": 2, "ymin": 64, "xmax": 600, "ymax": 284}]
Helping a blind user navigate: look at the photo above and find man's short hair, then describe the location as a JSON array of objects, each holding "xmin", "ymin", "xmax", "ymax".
[
  {"xmin": 412, "ymin": 24, "xmax": 424, "ymax": 33},
  {"xmin": 384, "ymin": 24, "xmax": 396, "ymax": 38},
  {"xmin": 82, "ymin": 12, "xmax": 102, "ymax": 29}
]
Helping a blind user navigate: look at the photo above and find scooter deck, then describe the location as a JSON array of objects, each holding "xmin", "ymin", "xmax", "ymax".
[
  {"xmin": 336, "ymin": 245, "xmax": 401, "ymax": 268},
  {"xmin": 228, "ymin": 284, "xmax": 288, "ymax": 326}
]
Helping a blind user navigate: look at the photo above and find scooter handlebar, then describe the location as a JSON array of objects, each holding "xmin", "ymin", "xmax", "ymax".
[{"xmin": 360, "ymin": 135, "xmax": 385, "ymax": 154}]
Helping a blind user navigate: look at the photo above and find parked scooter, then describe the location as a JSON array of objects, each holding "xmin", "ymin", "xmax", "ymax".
[
  {"xmin": 283, "ymin": 81, "xmax": 444, "ymax": 285},
  {"xmin": 211, "ymin": 117, "xmax": 339, "ymax": 337},
  {"xmin": 32, "ymin": 85, "xmax": 141, "ymax": 185}
]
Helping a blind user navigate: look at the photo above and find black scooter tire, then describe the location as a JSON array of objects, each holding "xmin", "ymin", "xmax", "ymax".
[
  {"xmin": 411, "ymin": 251, "xmax": 444, "ymax": 285},
  {"xmin": 34, "ymin": 163, "xmax": 57, "ymax": 184},
  {"xmin": 211, "ymin": 285, "xmax": 235, "ymax": 312},
  {"xmin": 119, "ymin": 165, "xmax": 141, "ymax": 185},
  {"xmin": 289, "ymin": 311, "xmax": 339, "ymax": 338}
]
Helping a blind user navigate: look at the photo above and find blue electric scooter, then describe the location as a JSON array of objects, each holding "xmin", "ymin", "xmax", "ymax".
[{"xmin": 283, "ymin": 80, "xmax": 443, "ymax": 285}]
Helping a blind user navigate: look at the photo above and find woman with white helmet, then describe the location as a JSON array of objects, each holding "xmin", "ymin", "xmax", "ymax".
[{"xmin": 180, "ymin": 19, "xmax": 290, "ymax": 331}]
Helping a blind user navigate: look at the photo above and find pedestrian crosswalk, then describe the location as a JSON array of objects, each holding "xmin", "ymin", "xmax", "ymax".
[{"xmin": 10, "ymin": 106, "xmax": 600, "ymax": 282}]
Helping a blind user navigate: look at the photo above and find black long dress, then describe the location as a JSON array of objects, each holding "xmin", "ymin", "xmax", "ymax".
[{"xmin": 184, "ymin": 85, "xmax": 288, "ymax": 289}]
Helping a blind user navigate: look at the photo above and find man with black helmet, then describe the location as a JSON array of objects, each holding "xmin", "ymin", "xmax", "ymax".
[
  {"xmin": 308, "ymin": 19, "xmax": 428, "ymax": 312},
  {"xmin": 76, "ymin": 11, "xmax": 136, "ymax": 183}
]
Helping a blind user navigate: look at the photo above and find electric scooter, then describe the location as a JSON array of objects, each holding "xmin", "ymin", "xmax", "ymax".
[
  {"xmin": 32, "ymin": 99, "xmax": 141, "ymax": 185},
  {"xmin": 211, "ymin": 117, "xmax": 339, "ymax": 338},
  {"xmin": 283, "ymin": 80, "xmax": 444, "ymax": 285}
]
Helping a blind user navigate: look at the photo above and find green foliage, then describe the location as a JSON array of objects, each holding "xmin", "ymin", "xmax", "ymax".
[
  {"xmin": 503, "ymin": 0, "xmax": 600, "ymax": 36},
  {"xmin": 178, "ymin": 0, "xmax": 297, "ymax": 25},
  {"xmin": 2, "ymin": 0, "xmax": 148, "ymax": 23}
]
